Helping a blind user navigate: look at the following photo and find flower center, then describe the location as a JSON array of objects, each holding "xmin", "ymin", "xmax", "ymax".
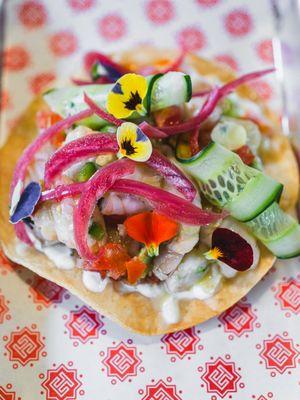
[
  {"xmin": 120, "ymin": 138, "xmax": 137, "ymax": 156},
  {"xmin": 204, "ymin": 246, "xmax": 224, "ymax": 261},
  {"xmin": 123, "ymin": 90, "xmax": 143, "ymax": 111}
]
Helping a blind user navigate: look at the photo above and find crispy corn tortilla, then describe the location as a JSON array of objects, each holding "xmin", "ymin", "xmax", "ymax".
[{"xmin": 0, "ymin": 48, "xmax": 299, "ymax": 335}]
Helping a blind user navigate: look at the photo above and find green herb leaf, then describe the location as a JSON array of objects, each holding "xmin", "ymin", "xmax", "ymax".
[{"xmin": 88, "ymin": 222, "xmax": 105, "ymax": 241}]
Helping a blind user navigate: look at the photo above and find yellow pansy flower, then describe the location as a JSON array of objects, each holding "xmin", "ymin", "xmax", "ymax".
[
  {"xmin": 106, "ymin": 73, "xmax": 147, "ymax": 119},
  {"xmin": 117, "ymin": 122, "xmax": 152, "ymax": 162}
]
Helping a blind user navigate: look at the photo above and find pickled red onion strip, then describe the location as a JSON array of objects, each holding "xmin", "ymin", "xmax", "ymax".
[
  {"xmin": 138, "ymin": 121, "xmax": 168, "ymax": 138},
  {"xmin": 147, "ymin": 150, "xmax": 196, "ymax": 201},
  {"xmin": 10, "ymin": 108, "xmax": 94, "ymax": 196},
  {"xmin": 41, "ymin": 182, "xmax": 86, "ymax": 202},
  {"xmin": 158, "ymin": 68, "xmax": 275, "ymax": 136},
  {"xmin": 84, "ymin": 93, "xmax": 123, "ymax": 127},
  {"xmin": 73, "ymin": 159, "xmax": 135, "ymax": 261},
  {"xmin": 111, "ymin": 179, "xmax": 223, "ymax": 226},
  {"xmin": 10, "ymin": 108, "xmax": 93, "ymax": 246},
  {"xmin": 84, "ymin": 51, "xmax": 129, "ymax": 81},
  {"xmin": 44, "ymin": 133, "xmax": 118, "ymax": 188}
]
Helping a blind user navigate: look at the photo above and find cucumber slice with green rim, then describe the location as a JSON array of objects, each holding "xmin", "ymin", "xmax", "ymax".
[
  {"xmin": 44, "ymin": 72, "xmax": 192, "ymax": 128},
  {"xmin": 226, "ymin": 172, "xmax": 283, "ymax": 221},
  {"xmin": 246, "ymin": 202, "xmax": 300, "ymax": 259},
  {"xmin": 149, "ymin": 71, "xmax": 192, "ymax": 113},
  {"xmin": 145, "ymin": 73, "xmax": 163, "ymax": 114},
  {"xmin": 178, "ymin": 142, "xmax": 283, "ymax": 220}
]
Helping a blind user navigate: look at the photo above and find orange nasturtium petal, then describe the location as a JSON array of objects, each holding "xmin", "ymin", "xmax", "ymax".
[
  {"xmin": 125, "ymin": 257, "xmax": 147, "ymax": 284},
  {"xmin": 124, "ymin": 211, "xmax": 179, "ymax": 256}
]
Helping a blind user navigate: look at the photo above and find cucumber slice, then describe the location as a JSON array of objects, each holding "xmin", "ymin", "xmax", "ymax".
[
  {"xmin": 44, "ymin": 72, "xmax": 192, "ymax": 127},
  {"xmin": 179, "ymin": 142, "xmax": 283, "ymax": 220},
  {"xmin": 145, "ymin": 73, "xmax": 163, "ymax": 114},
  {"xmin": 149, "ymin": 71, "xmax": 192, "ymax": 113},
  {"xmin": 44, "ymin": 84, "xmax": 111, "ymax": 128},
  {"xmin": 226, "ymin": 172, "xmax": 283, "ymax": 221},
  {"xmin": 246, "ymin": 202, "xmax": 300, "ymax": 258}
]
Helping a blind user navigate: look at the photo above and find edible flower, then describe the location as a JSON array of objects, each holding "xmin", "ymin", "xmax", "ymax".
[
  {"xmin": 124, "ymin": 211, "xmax": 179, "ymax": 257},
  {"xmin": 117, "ymin": 122, "xmax": 152, "ymax": 162},
  {"xmin": 10, "ymin": 182, "xmax": 41, "ymax": 224},
  {"xmin": 204, "ymin": 228, "xmax": 253, "ymax": 271},
  {"xmin": 85, "ymin": 243, "xmax": 147, "ymax": 283},
  {"xmin": 106, "ymin": 73, "xmax": 147, "ymax": 118}
]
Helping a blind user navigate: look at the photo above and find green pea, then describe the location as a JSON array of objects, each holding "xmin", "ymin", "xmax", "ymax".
[
  {"xmin": 88, "ymin": 222, "xmax": 105, "ymax": 241},
  {"xmin": 75, "ymin": 162, "xmax": 97, "ymax": 182}
]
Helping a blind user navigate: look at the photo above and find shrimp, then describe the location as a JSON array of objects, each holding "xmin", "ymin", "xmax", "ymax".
[{"xmin": 102, "ymin": 164, "xmax": 162, "ymax": 216}]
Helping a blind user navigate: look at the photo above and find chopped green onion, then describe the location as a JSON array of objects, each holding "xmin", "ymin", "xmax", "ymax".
[
  {"xmin": 88, "ymin": 222, "xmax": 105, "ymax": 241},
  {"xmin": 75, "ymin": 162, "xmax": 97, "ymax": 182},
  {"xmin": 91, "ymin": 63, "xmax": 101, "ymax": 81}
]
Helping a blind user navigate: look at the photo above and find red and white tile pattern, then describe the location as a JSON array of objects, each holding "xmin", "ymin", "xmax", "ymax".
[{"xmin": 0, "ymin": 1, "xmax": 299, "ymax": 399}]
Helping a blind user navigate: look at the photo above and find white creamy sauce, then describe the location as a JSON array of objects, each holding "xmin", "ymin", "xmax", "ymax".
[
  {"xmin": 82, "ymin": 270, "xmax": 109, "ymax": 292},
  {"xmin": 161, "ymin": 296, "xmax": 180, "ymax": 324},
  {"xmin": 43, "ymin": 244, "xmax": 76, "ymax": 270}
]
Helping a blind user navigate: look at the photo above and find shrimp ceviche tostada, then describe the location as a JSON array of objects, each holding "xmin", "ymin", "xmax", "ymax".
[{"xmin": 0, "ymin": 47, "xmax": 299, "ymax": 334}]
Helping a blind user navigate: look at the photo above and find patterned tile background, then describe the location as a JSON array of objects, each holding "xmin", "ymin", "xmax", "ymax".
[{"xmin": 0, "ymin": 1, "xmax": 299, "ymax": 399}]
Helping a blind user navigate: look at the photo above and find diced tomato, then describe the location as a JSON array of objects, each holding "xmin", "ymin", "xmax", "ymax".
[
  {"xmin": 235, "ymin": 145, "xmax": 255, "ymax": 165},
  {"xmin": 198, "ymin": 128, "xmax": 212, "ymax": 149},
  {"xmin": 36, "ymin": 111, "xmax": 65, "ymax": 147},
  {"xmin": 125, "ymin": 257, "xmax": 147, "ymax": 284},
  {"xmin": 86, "ymin": 243, "xmax": 130, "ymax": 280},
  {"xmin": 36, "ymin": 110, "xmax": 62, "ymax": 129},
  {"xmin": 153, "ymin": 105, "xmax": 183, "ymax": 128},
  {"xmin": 189, "ymin": 127, "xmax": 200, "ymax": 155}
]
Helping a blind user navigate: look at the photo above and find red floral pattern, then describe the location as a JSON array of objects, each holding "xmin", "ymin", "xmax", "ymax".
[
  {"xmin": 0, "ymin": 91, "xmax": 11, "ymax": 111},
  {"xmin": 196, "ymin": 0, "xmax": 219, "ymax": 6},
  {"xmin": 49, "ymin": 31, "xmax": 78, "ymax": 57},
  {"xmin": 98, "ymin": 14, "xmax": 127, "ymax": 41},
  {"xmin": 3, "ymin": 46, "xmax": 30, "ymax": 71},
  {"xmin": 102, "ymin": 342, "xmax": 142, "ymax": 381},
  {"xmin": 249, "ymin": 80, "xmax": 273, "ymax": 100},
  {"xmin": 5, "ymin": 327, "xmax": 45, "ymax": 366},
  {"xmin": 177, "ymin": 27, "xmax": 206, "ymax": 51},
  {"xmin": 218, "ymin": 301, "xmax": 257, "ymax": 336},
  {"xmin": 18, "ymin": 1, "xmax": 47, "ymax": 28},
  {"xmin": 276, "ymin": 278, "xmax": 300, "ymax": 314},
  {"xmin": 29, "ymin": 276, "xmax": 66, "ymax": 308},
  {"xmin": 0, "ymin": 294, "xmax": 9, "ymax": 324},
  {"xmin": 0, "ymin": 386, "xmax": 17, "ymax": 400},
  {"xmin": 65, "ymin": 305, "xmax": 103, "ymax": 343},
  {"xmin": 256, "ymin": 39, "xmax": 274, "ymax": 64},
  {"xmin": 30, "ymin": 72, "xmax": 56, "ymax": 94},
  {"xmin": 259, "ymin": 334, "xmax": 299, "ymax": 374},
  {"xmin": 68, "ymin": 0, "xmax": 95, "ymax": 11},
  {"xmin": 215, "ymin": 54, "xmax": 239, "ymax": 71},
  {"xmin": 225, "ymin": 10, "xmax": 253, "ymax": 37},
  {"xmin": 161, "ymin": 328, "xmax": 199, "ymax": 359},
  {"xmin": 1, "ymin": 1, "xmax": 298, "ymax": 398},
  {"xmin": 141, "ymin": 379, "xmax": 182, "ymax": 400},
  {"xmin": 201, "ymin": 357, "xmax": 241, "ymax": 398},
  {"xmin": 145, "ymin": 0, "xmax": 174, "ymax": 24},
  {"xmin": 41, "ymin": 364, "xmax": 82, "ymax": 400}
]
